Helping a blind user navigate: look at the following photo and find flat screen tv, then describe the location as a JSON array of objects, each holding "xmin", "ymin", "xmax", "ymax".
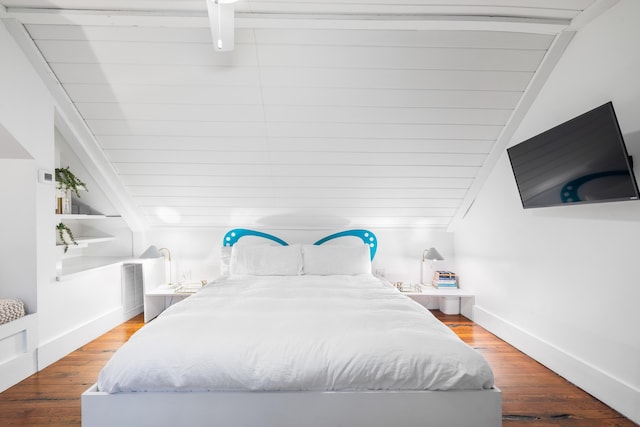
[{"xmin": 507, "ymin": 102, "xmax": 639, "ymax": 209}]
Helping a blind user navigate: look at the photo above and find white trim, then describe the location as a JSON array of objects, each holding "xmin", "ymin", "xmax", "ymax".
[
  {"xmin": 448, "ymin": 29, "xmax": 575, "ymax": 231},
  {"xmin": 37, "ymin": 307, "xmax": 132, "ymax": 370},
  {"xmin": 473, "ymin": 305, "xmax": 640, "ymax": 425},
  {"xmin": 236, "ymin": 14, "xmax": 569, "ymax": 34},
  {"xmin": 568, "ymin": 0, "xmax": 619, "ymax": 30},
  {"xmin": 5, "ymin": 7, "xmax": 569, "ymax": 34}
]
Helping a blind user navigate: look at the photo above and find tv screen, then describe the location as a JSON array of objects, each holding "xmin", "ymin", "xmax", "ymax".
[{"xmin": 507, "ymin": 102, "xmax": 639, "ymax": 209}]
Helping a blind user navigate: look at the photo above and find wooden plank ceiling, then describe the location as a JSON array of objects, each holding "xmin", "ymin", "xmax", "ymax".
[{"xmin": 2, "ymin": 0, "xmax": 599, "ymax": 229}]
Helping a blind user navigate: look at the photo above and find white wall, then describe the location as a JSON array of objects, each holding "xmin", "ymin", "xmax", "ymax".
[
  {"xmin": 37, "ymin": 264, "xmax": 124, "ymax": 368},
  {"xmin": 454, "ymin": 1, "xmax": 640, "ymax": 423},
  {"xmin": 0, "ymin": 17, "xmax": 53, "ymax": 388},
  {"xmin": 0, "ymin": 17, "xmax": 55, "ymax": 317},
  {"xmin": 0, "ymin": 18, "xmax": 133, "ymax": 374},
  {"xmin": 0, "ymin": 159, "xmax": 36, "ymax": 312}
]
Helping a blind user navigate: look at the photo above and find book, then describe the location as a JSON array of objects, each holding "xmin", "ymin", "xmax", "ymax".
[
  {"xmin": 432, "ymin": 270, "xmax": 458, "ymax": 288},
  {"xmin": 433, "ymin": 283, "xmax": 458, "ymax": 288},
  {"xmin": 433, "ymin": 270, "xmax": 456, "ymax": 280}
]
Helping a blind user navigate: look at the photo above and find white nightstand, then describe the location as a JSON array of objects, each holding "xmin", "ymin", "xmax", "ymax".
[
  {"xmin": 144, "ymin": 284, "xmax": 204, "ymax": 322},
  {"xmin": 402, "ymin": 287, "xmax": 475, "ymax": 318}
]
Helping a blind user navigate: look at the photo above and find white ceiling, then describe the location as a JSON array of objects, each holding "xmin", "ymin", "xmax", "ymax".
[{"xmin": 1, "ymin": 0, "xmax": 609, "ymax": 230}]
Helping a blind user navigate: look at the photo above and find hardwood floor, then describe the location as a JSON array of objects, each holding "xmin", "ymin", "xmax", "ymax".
[
  {"xmin": 0, "ymin": 317, "xmax": 141, "ymax": 426},
  {"xmin": 0, "ymin": 312, "xmax": 636, "ymax": 426},
  {"xmin": 435, "ymin": 312, "xmax": 637, "ymax": 427}
]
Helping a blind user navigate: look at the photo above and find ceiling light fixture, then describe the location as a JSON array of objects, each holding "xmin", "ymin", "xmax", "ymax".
[{"xmin": 206, "ymin": 0, "xmax": 237, "ymax": 52}]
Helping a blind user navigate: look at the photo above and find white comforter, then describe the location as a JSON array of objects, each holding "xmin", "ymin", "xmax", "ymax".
[{"xmin": 98, "ymin": 274, "xmax": 494, "ymax": 393}]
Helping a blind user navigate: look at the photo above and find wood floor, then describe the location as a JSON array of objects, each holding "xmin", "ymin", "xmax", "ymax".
[{"xmin": 0, "ymin": 312, "xmax": 636, "ymax": 426}]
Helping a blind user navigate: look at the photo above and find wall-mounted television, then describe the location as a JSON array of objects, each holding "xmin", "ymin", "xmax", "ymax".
[{"xmin": 507, "ymin": 102, "xmax": 639, "ymax": 209}]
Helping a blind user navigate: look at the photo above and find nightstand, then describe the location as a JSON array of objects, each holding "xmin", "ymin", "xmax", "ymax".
[
  {"xmin": 402, "ymin": 287, "xmax": 475, "ymax": 318},
  {"xmin": 144, "ymin": 284, "xmax": 203, "ymax": 322}
]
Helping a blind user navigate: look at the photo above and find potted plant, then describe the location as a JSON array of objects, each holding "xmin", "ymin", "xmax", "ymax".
[
  {"xmin": 55, "ymin": 166, "xmax": 87, "ymax": 214},
  {"xmin": 56, "ymin": 222, "xmax": 78, "ymax": 253}
]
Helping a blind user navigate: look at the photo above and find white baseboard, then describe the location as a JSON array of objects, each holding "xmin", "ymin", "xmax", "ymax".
[
  {"xmin": 123, "ymin": 304, "xmax": 143, "ymax": 321},
  {"xmin": 473, "ymin": 305, "xmax": 640, "ymax": 425},
  {"xmin": 37, "ymin": 305, "xmax": 141, "ymax": 370}
]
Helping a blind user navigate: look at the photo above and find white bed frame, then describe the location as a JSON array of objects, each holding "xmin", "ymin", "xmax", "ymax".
[
  {"xmin": 81, "ymin": 229, "xmax": 502, "ymax": 426},
  {"xmin": 82, "ymin": 384, "xmax": 501, "ymax": 426}
]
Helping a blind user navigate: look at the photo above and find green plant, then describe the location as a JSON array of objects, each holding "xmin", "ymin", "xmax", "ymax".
[
  {"xmin": 56, "ymin": 222, "xmax": 77, "ymax": 253},
  {"xmin": 55, "ymin": 166, "xmax": 87, "ymax": 197}
]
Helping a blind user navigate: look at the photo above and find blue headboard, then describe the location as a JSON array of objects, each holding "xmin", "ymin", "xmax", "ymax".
[
  {"xmin": 222, "ymin": 229, "xmax": 377, "ymax": 260},
  {"xmin": 222, "ymin": 229, "xmax": 288, "ymax": 247}
]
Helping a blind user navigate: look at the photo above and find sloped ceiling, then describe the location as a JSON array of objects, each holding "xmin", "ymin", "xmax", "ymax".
[{"xmin": 1, "ymin": 0, "xmax": 606, "ymax": 230}]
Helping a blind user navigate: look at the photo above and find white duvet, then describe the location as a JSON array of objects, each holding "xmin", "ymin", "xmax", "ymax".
[{"xmin": 98, "ymin": 274, "xmax": 494, "ymax": 393}]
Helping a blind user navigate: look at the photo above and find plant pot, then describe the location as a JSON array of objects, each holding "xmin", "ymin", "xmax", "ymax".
[
  {"xmin": 56, "ymin": 228, "xmax": 72, "ymax": 246},
  {"xmin": 55, "ymin": 188, "xmax": 72, "ymax": 214},
  {"xmin": 56, "ymin": 225, "xmax": 77, "ymax": 253}
]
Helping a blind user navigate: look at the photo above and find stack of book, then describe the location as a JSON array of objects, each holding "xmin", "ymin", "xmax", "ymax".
[{"xmin": 432, "ymin": 271, "xmax": 458, "ymax": 288}]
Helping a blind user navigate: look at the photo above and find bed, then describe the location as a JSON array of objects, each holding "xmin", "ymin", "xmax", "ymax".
[{"xmin": 82, "ymin": 229, "xmax": 501, "ymax": 426}]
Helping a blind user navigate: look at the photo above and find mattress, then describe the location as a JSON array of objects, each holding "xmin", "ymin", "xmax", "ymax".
[{"xmin": 98, "ymin": 274, "xmax": 494, "ymax": 393}]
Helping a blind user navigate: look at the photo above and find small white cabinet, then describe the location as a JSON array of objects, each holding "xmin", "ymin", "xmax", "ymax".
[{"xmin": 122, "ymin": 263, "xmax": 144, "ymax": 317}]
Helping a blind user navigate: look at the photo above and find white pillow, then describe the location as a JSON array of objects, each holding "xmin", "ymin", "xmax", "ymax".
[
  {"xmin": 302, "ymin": 244, "xmax": 372, "ymax": 275},
  {"xmin": 230, "ymin": 244, "xmax": 303, "ymax": 276}
]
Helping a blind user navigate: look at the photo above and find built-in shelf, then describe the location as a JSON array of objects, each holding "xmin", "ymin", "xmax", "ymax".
[
  {"xmin": 56, "ymin": 235, "xmax": 116, "ymax": 250},
  {"xmin": 56, "ymin": 256, "xmax": 132, "ymax": 281},
  {"xmin": 55, "ymin": 214, "xmax": 108, "ymax": 220},
  {"xmin": 75, "ymin": 236, "xmax": 114, "ymax": 244},
  {"xmin": 55, "ymin": 211, "xmax": 118, "ymax": 252},
  {"xmin": 55, "ymin": 212, "xmax": 120, "ymax": 275}
]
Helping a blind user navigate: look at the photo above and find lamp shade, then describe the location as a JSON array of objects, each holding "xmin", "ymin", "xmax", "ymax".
[
  {"xmin": 138, "ymin": 245, "xmax": 161, "ymax": 259},
  {"xmin": 422, "ymin": 247, "xmax": 444, "ymax": 262}
]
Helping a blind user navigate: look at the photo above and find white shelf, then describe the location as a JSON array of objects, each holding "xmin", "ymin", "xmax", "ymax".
[
  {"xmin": 144, "ymin": 283, "xmax": 203, "ymax": 322},
  {"xmin": 401, "ymin": 286, "xmax": 475, "ymax": 318},
  {"xmin": 402, "ymin": 287, "xmax": 475, "ymax": 297},
  {"xmin": 56, "ymin": 235, "xmax": 115, "ymax": 251},
  {"xmin": 74, "ymin": 236, "xmax": 115, "ymax": 245},
  {"xmin": 56, "ymin": 214, "xmax": 107, "ymax": 220},
  {"xmin": 146, "ymin": 287, "xmax": 182, "ymax": 296},
  {"xmin": 55, "ymin": 211, "xmax": 123, "ymax": 276},
  {"xmin": 56, "ymin": 256, "xmax": 129, "ymax": 280}
]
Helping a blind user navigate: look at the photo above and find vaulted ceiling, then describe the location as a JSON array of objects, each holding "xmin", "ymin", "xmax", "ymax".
[{"xmin": 1, "ymin": 0, "xmax": 609, "ymax": 230}]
